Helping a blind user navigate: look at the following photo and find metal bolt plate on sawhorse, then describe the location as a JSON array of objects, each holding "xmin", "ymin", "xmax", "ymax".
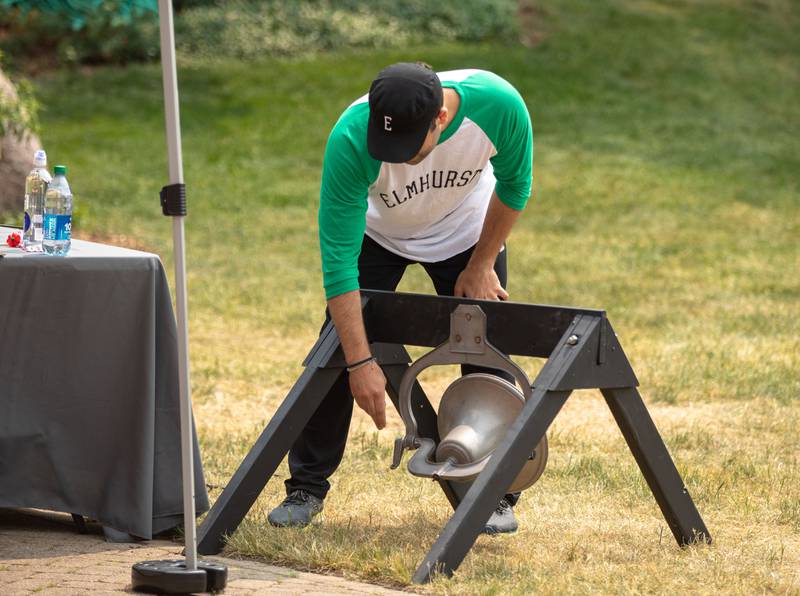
[{"xmin": 196, "ymin": 290, "xmax": 711, "ymax": 583}]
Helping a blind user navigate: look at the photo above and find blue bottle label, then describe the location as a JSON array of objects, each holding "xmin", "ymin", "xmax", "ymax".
[
  {"xmin": 44, "ymin": 214, "xmax": 72, "ymax": 241},
  {"xmin": 24, "ymin": 211, "xmax": 31, "ymax": 232}
]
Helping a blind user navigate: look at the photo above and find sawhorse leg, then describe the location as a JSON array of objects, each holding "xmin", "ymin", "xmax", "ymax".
[
  {"xmin": 197, "ymin": 364, "xmax": 343, "ymax": 554},
  {"xmin": 408, "ymin": 312, "xmax": 599, "ymax": 582},
  {"xmin": 196, "ymin": 338, "xmax": 425, "ymax": 555},
  {"xmin": 412, "ymin": 385, "xmax": 570, "ymax": 583},
  {"xmin": 602, "ymin": 387, "xmax": 711, "ymax": 545}
]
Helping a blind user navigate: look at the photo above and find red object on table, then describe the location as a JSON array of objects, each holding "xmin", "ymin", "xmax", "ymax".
[{"xmin": 6, "ymin": 232, "xmax": 21, "ymax": 247}]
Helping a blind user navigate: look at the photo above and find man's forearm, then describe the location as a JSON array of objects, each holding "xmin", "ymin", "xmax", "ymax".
[
  {"xmin": 468, "ymin": 191, "xmax": 523, "ymax": 268},
  {"xmin": 327, "ymin": 290, "xmax": 371, "ymax": 364}
]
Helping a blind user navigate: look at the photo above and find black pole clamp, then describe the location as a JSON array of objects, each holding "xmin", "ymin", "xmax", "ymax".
[{"xmin": 160, "ymin": 183, "xmax": 187, "ymax": 217}]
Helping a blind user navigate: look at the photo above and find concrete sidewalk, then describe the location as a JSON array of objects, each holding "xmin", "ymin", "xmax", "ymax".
[{"xmin": 0, "ymin": 509, "xmax": 407, "ymax": 595}]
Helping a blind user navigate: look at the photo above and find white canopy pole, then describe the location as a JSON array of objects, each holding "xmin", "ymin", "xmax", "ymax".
[{"xmin": 157, "ymin": 0, "xmax": 196, "ymax": 571}]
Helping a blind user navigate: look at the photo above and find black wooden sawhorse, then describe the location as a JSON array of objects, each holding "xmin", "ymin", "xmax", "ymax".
[{"xmin": 197, "ymin": 290, "xmax": 711, "ymax": 583}]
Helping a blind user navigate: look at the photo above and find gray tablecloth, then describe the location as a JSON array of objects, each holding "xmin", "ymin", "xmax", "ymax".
[{"xmin": 0, "ymin": 227, "xmax": 209, "ymax": 539}]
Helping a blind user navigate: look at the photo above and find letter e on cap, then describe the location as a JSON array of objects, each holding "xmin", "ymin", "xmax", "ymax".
[{"xmin": 384, "ymin": 115, "xmax": 392, "ymax": 131}]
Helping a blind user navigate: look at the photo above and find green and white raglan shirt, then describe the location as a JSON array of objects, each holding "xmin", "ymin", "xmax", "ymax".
[{"xmin": 319, "ymin": 69, "xmax": 533, "ymax": 299}]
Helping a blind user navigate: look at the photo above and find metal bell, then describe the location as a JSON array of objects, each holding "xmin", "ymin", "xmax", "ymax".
[
  {"xmin": 436, "ymin": 373, "xmax": 548, "ymax": 493},
  {"xmin": 392, "ymin": 304, "xmax": 548, "ymax": 493}
]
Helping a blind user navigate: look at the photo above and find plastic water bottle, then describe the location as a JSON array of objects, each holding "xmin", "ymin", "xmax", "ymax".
[
  {"xmin": 43, "ymin": 165, "xmax": 73, "ymax": 256},
  {"xmin": 23, "ymin": 149, "xmax": 52, "ymax": 252}
]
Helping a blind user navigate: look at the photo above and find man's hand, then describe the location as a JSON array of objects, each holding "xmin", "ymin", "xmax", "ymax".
[
  {"xmin": 454, "ymin": 262, "xmax": 509, "ymax": 300},
  {"xmin": 454, "ymin": 192, "xmax": 519, "ymax": 300},
  {"xmin": 327, "ymin": 290, "xmax": 388, "ymax": 429},
  {"xmin": 348, "ymin": 361, "xmax": 387, "ymax": 429}
]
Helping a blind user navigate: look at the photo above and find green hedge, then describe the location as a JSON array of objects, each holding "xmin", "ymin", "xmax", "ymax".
[
  {"xmin": 0, "ymin": 0, "xmax": 518, "ymax": 66},
  {"xmin": 176, "ymin": 0, "xmax": 518, "ymax": 60},
  {"xmin": 0, "ymin": 1, "xmax": 157, "ymax": 28},
  {"xmin": 0, "ymin": 0, "xmax": 159, "ymax": 65}
]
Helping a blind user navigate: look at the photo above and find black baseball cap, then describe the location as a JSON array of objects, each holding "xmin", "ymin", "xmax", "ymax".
[{"xmin": 367, "ymin": 63, "xmax": 443, "ymax": 163}]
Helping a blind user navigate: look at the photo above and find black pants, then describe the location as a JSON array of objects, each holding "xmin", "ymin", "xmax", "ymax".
[{"xmin": 285, "ymin": 235, "xmax": 520, "ymax": 506}]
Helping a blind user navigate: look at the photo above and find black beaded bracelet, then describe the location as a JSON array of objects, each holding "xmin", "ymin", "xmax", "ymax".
[{"xmin": 346, "ymin": 355, "xmax": 375, "ymax": 372}]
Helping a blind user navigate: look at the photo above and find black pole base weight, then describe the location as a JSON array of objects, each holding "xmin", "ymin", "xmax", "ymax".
[{"xmin": 131, "ymin": 560, "xmax": 227, "ymax": 594}]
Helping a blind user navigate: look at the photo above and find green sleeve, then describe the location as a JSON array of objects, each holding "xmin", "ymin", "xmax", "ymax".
[
  {"xmin": 318, "ymin": 104, "xmax": 379, "ymax": 300},
  {"xmin": 464, "ymin": 72, "xmax": 533, "ymax": 210}
]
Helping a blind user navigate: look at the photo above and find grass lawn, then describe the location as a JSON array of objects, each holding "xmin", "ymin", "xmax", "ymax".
[{"xmin": 25, "ymin": 0, "xmax": 800, "ymax": 593}]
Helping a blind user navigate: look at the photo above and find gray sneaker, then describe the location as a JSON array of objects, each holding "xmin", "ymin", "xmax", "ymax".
[
  {"xmin": 267, "ymin": 490, "xmax": 324, "ymax": 528},
  {"xmin": 483, "ymin": 498, "xmax": 518, "ymax": 535}
]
